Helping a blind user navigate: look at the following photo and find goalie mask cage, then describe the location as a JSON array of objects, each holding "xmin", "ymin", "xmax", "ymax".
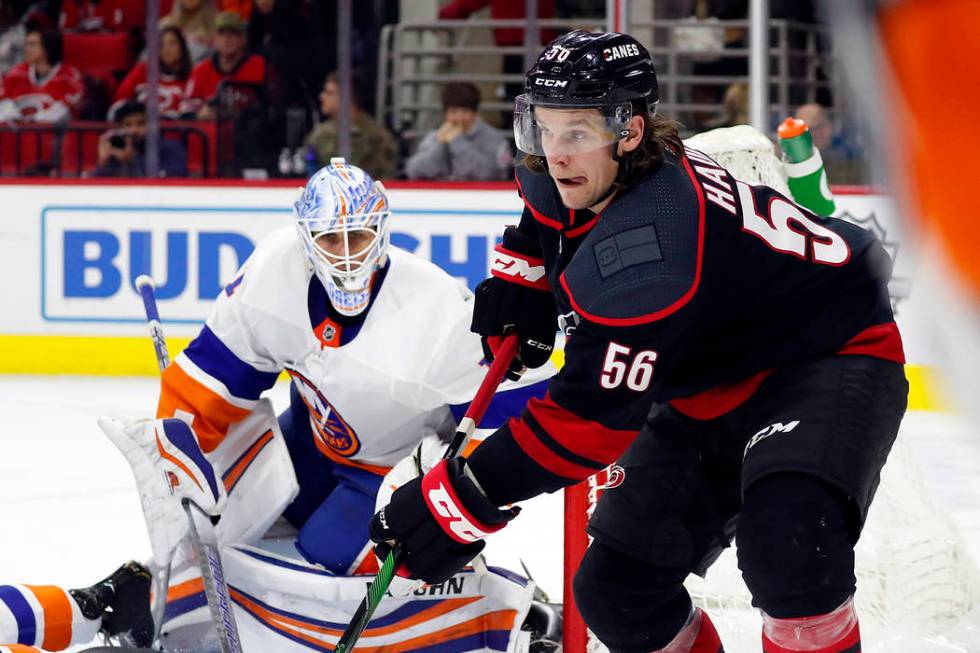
[{"xmin": 561, "ymin": 126, "xmax": 980, "ymax": 653}]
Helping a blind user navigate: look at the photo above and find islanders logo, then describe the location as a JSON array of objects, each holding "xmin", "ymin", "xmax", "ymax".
[{"xmin": 289, "ymin": 371, "xmax": 360, "ymax": 457}]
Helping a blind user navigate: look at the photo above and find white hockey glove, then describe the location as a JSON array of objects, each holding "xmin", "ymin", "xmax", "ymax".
[
  {"xmin": 374, "ymin": 434, "xmax": 448, "ymax": 595},
  {"xmin": 99, "ymin": 416, "xmax": 227, "ymax": 567},
  {"xmin": 376, "ymin": 434, "xmax": 448, "ymax": 513}
]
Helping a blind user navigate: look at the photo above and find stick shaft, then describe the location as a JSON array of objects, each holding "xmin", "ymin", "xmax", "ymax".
[
  {"xmin": 333, "ymin": 334, "xmax": 519, "ymax": 653},
  {"xmin": 136, "ymin": 277, "xmax": 170, "ymax": 372},
  {"xmin": 136, "ymin": 276, "xmax": 242, "ymax": 652}
]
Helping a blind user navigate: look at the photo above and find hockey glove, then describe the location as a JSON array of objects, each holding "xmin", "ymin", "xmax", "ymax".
[
  {"xmin": 369, "ymin": 457, "xmax": 519, "ymax": 584},
  {"xmin": 472, "ymin": 226, "xmax": 558, "ymax": 380}
]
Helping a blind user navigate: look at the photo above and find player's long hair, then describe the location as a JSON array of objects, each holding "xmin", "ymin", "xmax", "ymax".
[{"xmin": 521, "ymin": 109, "xmax": 686, "ymax": 193}]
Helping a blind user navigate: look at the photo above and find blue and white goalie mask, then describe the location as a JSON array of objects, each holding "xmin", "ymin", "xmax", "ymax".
[{"xmin": 294, "ymin": 159, "xmax": 392, "ymax": 317}]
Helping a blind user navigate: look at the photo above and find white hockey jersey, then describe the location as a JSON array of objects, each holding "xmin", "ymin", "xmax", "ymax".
[{"xmin": 158, "ymin": 226, "xmax": 547, "ymax": 474}]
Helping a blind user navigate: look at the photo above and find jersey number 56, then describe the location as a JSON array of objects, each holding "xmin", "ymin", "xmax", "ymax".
[{"xmin": 600, "ymin": 343, "xmax": 658, "ymax": 391}]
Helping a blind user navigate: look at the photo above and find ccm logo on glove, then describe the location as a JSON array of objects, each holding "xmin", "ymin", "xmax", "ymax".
[
  {"xmin": 491, "ymin": 246, "xmax": 549, "ymax": 290},
  {"xmin": 421, "ymin": 461, "xmax": 507, "ymax": 543}
]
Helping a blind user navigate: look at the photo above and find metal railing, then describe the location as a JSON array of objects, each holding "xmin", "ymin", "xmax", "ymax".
[
  {"xmin": 377, "ymin": 17, "xmax": 839, "ymax": 149},
  {"xmin": 0, "ymin": 121, "xmax": 225, "ymax": 178}
]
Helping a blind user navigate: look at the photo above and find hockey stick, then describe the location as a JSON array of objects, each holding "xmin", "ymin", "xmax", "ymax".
[
  {"xmin": 134, "ymin": 274, "xmax": 243, "ymax": 653},
  {"xmin": 333, "ymin": 333, "xmax": 519, "ymax": 653}
]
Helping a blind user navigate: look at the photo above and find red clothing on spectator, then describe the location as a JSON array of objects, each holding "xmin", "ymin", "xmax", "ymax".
[
  {"xmin": 0, "ymin": 62, "xmax": 84, "ymax": 121},
  {"xmin": 111, "ymin": 61, "xmax": 188, "ymax": 118},
  {"xmin": 437, "ymin": 0, "xmax": 557, "ymax": 47},
  {"xmin": 181, "ymin": 52, "xmax": 267, "ymax": 115},
  {"xmin": 60, "ymin": 0, "xmax": 131, "ymax": 30},
  {"xmin": 219, "ymin": 0, "xmax": 252, "ymax": 20}
]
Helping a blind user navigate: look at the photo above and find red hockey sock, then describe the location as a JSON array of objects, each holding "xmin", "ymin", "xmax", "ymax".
[
  {"xmin": 761, "ymin": 597, "xmax": 860, "ymax": 652},
  {"xmin": 690, "ymin": 608, "xmax": 724, "ymax": 653},
  {"xmin": 656, "ymin": 608, "xmax": 725, "ymax": 653}
]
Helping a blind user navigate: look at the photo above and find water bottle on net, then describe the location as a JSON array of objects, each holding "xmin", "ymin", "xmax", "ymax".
[{"xmin": 777, "ymin": 117, "xmax": 837, "ymax": 216}]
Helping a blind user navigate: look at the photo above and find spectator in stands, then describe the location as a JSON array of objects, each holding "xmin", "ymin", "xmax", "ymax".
[
  {"xmin": 0, "ymin": 28, "xmax": 83, "ymax": 122},
  {"xmin": 110, "ymin": 27, "xmax": 191, "ymax": 119},
  {"xmin": 95, "ymin": 99, "xmax": 188, "ymax": 177},
  {"xmin": 246, "ymin": 0, "xmax": 312, "ymax": 108},
  {"xmin": 181, "ymin": 10, "xmax": 270, "ymax": 119},
  {"xmin": 437, "ymin": 0, "xmax": 557, "ymax": 107},
  {"xmin": 303, "ymin": 70, "xmax": 396, "ymax": 179},
  {"xmin": 406, "ymin": 81, "xmax": 511, "ymax": 181},
  {"xmin": 704, "ymin": 81, "xmax": 748, "ymax": 130},
  {"xmin": 162, "ymin": 0, "xmax": 217, "ymax": 62},
  {"xmin": 794, "ymin": 102, "xmax": 865, "ymax": 185}
]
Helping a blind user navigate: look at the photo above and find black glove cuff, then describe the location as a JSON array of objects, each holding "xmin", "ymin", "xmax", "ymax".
[{"xmin": 447, "ymin": 458, "xmax": 519, "ymax": 526}]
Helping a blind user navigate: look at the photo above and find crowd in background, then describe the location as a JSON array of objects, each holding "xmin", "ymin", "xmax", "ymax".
[{"xmin": 0, "ymin": 0, "xmax": 868, "ymax": 183}]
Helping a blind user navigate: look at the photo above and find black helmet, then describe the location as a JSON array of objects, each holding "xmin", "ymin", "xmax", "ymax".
[{"xmin": 524, "ymin": 30, "xmax": 659, "ymax": 110}]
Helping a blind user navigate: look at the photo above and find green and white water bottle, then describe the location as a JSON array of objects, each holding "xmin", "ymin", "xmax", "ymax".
[{"xmin": 777, "ymin": 117, "xmax": 836, "ymax": 216}]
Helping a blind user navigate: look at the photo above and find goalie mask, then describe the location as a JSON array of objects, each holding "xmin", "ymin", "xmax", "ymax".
[{"xmin": 295, "ymin": 159, "xmax": 391, "ymax": 317}]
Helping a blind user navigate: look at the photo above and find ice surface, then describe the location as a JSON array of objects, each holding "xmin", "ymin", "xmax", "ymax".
[{"xmin": 0, "ymin": 375, "xmax": 975, "ymax": 651}]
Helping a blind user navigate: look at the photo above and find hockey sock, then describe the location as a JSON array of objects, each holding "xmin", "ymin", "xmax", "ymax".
[
  {"xmin": 0, "ymin": 584, "xmax": 100, "ymax": 650},
  {"xmin": 655, "ymin": 608, "xmax": 724, "ymax": 653},
  {"xmin": 761, "ymin": 596, "xmax": 860, "ymax": 652}
]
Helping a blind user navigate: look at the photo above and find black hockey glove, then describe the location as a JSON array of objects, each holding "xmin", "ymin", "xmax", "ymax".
[
  {"xmin": 369, "ymin": 457, "xmax": 519, "ymax": 584},
  {"xmin": 471, "ymin": 226, "xmax": 558, "ymax": 380}
]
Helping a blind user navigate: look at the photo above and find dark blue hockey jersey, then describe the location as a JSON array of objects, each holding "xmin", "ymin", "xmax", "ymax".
[{"xmin": 468, "ymin": 149, "xmax": 904, "ymax": 504}]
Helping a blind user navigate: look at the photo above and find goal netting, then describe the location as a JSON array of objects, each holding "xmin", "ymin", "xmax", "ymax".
[{"xmin": 561, "ymin": 125, "xmax": 980, "ymax": 653}]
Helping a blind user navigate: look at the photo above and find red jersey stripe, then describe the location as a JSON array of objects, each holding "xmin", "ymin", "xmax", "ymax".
[
  {"xmin": 837, "ymin": 321, "xmax": 905, "ymax": 364},
  {"xmin": 509, "ymin": 417, "xmax": 602, "ymax": 481},
  {"xmin": 525, "ymin": 393, "xmax": 638, "ymax": 466}
]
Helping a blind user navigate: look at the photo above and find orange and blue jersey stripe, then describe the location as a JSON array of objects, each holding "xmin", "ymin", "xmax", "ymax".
[
  {"xmin": 0, "ymin": 585, "xmax": 79, "ymax": 651},
  {"xmin": 158, "ymin": 325, "xmax": 279, "ymax": 452}
]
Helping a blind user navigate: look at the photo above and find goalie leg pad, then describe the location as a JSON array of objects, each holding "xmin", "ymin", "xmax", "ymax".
[
  {"xmin": 573, "ymin": 539, "xmax": 693, "ymax": 653},
  {"xmin": 737, "ymin": 473, "xmax": 856, "ymax": 618}
]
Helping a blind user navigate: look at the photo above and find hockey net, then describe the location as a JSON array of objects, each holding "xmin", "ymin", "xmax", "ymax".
[{"xmin": 561, "ymin": 126, "xmax": 980, "ymax": 653}]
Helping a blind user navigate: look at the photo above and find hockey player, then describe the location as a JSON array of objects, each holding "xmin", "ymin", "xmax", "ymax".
[
  {"xmin": 371, "ymin": 31, "xmax": 907, "ymax": 653},
  {"xmin": 142, "ymin": 158, "xmax": 546, "ymax": 577},
  {"xmin": 0, "ymin": 160, "xmax": 551, "ymax": 653},
  {"xmin": 0, "ymin": 562, "xmax": 153, "ymax": 651}
]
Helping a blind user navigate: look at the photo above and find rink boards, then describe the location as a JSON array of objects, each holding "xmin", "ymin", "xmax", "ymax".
[{"xmin": 0, "ymin": 180, "xmax": 945, "ymax": 410}]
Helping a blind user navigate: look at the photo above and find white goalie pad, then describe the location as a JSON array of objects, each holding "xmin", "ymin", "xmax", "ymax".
[
  {"xmin": 102, "ymin": 398, "xmax": 298, "ymax": 568},
  {"xmin": 161, "ymin": 543, "xmax": 536, "ymax": 653},
  {"xmin": 206, "ymin": 399, "xmax": 299, "ymax": 546}
]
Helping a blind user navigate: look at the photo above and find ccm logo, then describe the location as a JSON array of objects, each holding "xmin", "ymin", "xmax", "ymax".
[
  {"xmin": 427, "ymin": 483, "xmax": 489, "ymax": 542},
  {"xmin": 535, "ymin": 78, "xmax": 568, "ymax": 88},
  {"xmin": 492, "ymin": 252, "xmax": 546, "ymax": 282}
]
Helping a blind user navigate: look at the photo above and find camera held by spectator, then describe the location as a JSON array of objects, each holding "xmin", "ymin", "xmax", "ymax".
[{"xmin": 95, "ymin": 100, "xmax": 188, "ymax": 177}]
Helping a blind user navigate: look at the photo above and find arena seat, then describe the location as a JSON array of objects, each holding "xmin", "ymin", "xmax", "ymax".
[
  {"xmin": 63, "ymin": 32, "xmax": 131, "ymax": 77},
  {"xmin": 0, "ymin": 127, "xmax": 60, "ymax": 176}
]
